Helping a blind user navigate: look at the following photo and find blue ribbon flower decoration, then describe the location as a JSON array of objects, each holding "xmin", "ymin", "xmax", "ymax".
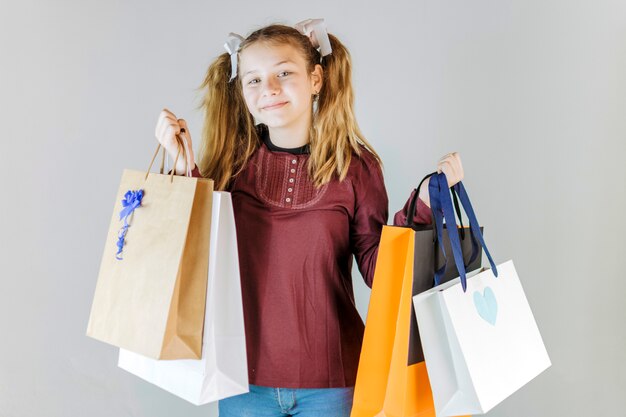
[{"xmin": 116, "ymin": 189, "xmax": 144, "ymax": 260}]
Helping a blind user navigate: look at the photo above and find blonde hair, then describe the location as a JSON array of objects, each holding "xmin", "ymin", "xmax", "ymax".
[{"xmin": 195, "ymin": 24, "xmax": 382, "ymax": 190}]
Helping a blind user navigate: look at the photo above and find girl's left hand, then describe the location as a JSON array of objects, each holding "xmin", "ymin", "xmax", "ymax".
[
  {"xmin": 437, "ymin": 151, "xmax": 464, "ymax": 187},
  {"xmin": 417, "ymin": 152, "xmax": 464, "ymax": 208}
]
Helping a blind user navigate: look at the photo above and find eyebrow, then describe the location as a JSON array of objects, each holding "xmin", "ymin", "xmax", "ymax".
[{"xmin": 242, "ymin": 60, "xmax": 296, "ymax": 77}]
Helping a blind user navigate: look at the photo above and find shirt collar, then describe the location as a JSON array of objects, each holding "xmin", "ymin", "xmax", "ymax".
[{"xmin": 258, "ymin": 124, "xmax": 310, "ymax": 155}]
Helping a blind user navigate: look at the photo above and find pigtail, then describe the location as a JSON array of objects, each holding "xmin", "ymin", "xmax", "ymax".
[
  {"xmin": 195, "ymin": 53, "xmax": 258, "ymax": 190},
  {"xmin": 309, "ymin": 34, "xmax": 383, "ymax": 187}
]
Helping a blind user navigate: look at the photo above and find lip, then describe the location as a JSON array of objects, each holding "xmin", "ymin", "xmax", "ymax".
[{"xmin": 262, "ymin": 101, "xmax": 288, "ymax": 110}]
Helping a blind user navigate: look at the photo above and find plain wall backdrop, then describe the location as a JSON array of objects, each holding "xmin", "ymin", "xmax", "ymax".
[{"xmin": 1, "ymin": 0, "xmax": 625, "ymax": 416}]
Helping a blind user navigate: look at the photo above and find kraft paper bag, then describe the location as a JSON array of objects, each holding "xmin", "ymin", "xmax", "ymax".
[{"xmin": 87, "ymin": 143, "xmax": 213, "ymax": 360}]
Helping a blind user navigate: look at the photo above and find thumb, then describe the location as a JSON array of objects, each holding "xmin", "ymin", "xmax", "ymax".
[
  {"xmin": 177, "ymin": 119, "xmax": 191, "ymax": 141},
  {"xmin": 176, "ymin": 119, "xmax": 194, "ymax": 167}
]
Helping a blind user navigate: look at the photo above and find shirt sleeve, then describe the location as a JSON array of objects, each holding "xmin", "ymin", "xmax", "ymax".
[
  {"xmin": 350, "ymin": 151, "xmax": 389, "ymax": 289},
  {"xmin": 190, "ymin": 164, "xmax": 202, "ymax": 178},
  {"xmin": 392, "ymin": 189, "xmax": 433, "ymax": 226}
]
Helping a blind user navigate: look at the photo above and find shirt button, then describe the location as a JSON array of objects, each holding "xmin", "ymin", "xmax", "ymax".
[
  {"xmin": 290, "ymin": 168, "xmax": 296, "ymax": 173},
  {"xmin": 285, "ymin": 197, "xmax": 291, "ymax": 203},
  {"xmin": 289, "ymin": 178, "xmax": 294, "ymax": 183},
  {"xmin": 287, "ymin": 188, "xmax": 293, "ymax": 192},
  {"xmin": 291, "ymin": 159, "xmax": 297, "ymax": 164}
]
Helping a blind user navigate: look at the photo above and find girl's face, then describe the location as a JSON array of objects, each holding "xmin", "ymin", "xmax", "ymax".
[{"xmin": 238, "ymin": 42, "xmax": 322, "ymax": 132}]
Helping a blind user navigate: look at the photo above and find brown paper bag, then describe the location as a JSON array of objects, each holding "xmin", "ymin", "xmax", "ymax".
[{"xmin": 87, "ymin": 143, "xmax": 213, "ymax": 360}]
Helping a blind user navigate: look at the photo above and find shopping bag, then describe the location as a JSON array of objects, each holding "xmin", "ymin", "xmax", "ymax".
[
  {"xmin": 118, "ymin": 191, "xmax": 248, "ymax": 405},
  {"xmin": 351, "ymin": 173, "xmax": 477, "ymax": 417},
  {"xmin": 408, "ymin": 174, "xmax": 484, "ymax": 367},
  {"xmin": 87, "ymin": 141, "xmax": 213, "ymax": 360},
  {"xmin": 413, "ymin": 173, "xmax": 551, "ymax": 416}
]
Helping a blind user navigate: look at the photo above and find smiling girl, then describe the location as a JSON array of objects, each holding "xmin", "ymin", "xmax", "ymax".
[{"xmin": 155, "ymin": 20, "xmax": 463, "ymax": 417}]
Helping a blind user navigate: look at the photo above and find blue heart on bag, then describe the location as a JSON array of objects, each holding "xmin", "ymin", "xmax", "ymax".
[{"xmin": 473, "ymin": 286, "xmax": 498, "ymax": 325}]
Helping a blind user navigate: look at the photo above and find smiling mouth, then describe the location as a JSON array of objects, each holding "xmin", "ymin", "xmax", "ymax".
[{"xmin": 263, "ymin": 102, "xmax": 288, "ymax": 110}]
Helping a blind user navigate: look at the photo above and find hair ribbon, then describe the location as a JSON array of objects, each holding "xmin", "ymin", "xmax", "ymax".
[
  {"xmin": 294, "ymin": 18, "xmax": 332, "ymax": 58},
  {"xmin": 224, "ymin": 32, "xmax": 245, "ymax": 82}
]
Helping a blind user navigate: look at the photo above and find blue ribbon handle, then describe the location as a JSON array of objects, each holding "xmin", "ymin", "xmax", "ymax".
[
  {"xmin": 451, "ymin": 186, "xmax": 480, "ymax": 267},
  {"xmin": 453, "ymin": 181, "xmax": 498, "ymax": 278},
  {"xmin": 430, "ymin": 173, "xmax": 468, "ymax": 289},
  {"xmin": 429, "ymin": 174, "xmax": 448, "ymax": 286},
  {"xmin": 424, "ymin": 172, "xmax": 479, "ymax": 286},
  {"xmin": 429, "ymin": 173, "xmax": 497, "ymax": 291}
]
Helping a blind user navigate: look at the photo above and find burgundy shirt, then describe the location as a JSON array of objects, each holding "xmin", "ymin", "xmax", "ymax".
[{"xmin": 190, "ymin": 128, "xmax": 431, "ymax": 388}]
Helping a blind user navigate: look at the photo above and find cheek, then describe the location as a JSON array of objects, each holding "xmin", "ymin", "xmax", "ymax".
[
  {"xmin": 294, "ymin": 82, "xmax": 312, "ymax": 101},
  {"xmin": 242, "ymin": 90, "xmax": 258, "ymax": 113}
]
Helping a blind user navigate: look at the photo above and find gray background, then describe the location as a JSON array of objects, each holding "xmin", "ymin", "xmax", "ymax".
[{"xmin": 1, "ymin": 0, "xmax": 625, "ymax": 416}]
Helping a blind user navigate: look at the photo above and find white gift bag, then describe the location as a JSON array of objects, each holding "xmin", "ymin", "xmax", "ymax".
[
  {"xmin": 413, "ymin": 260, "xmax": 551, "ymax": 415},
  {"xmin": 118, "ymin": 191, "xmax": 248, "ymax": 405}
]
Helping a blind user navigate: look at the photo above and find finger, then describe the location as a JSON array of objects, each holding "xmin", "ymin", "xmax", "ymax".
[
  {"xmin": 161, "ymin": 108, "xmax": 178, "ymax": 123},
  {"xmin": 156, "ymin": 112, "xmax": 166, "ymax": 138},
  {"xmin": 448, "ymin": 152, "xmax": 462, "ymax": 167},
  {"xmin": 177, "ymin": 119, "xmax": 190, "ymax": 143},
  {"xmin": 437, "ymin": 152, "xmax": 460, "ymax": 176},
  {"xmin": 438, "ymin": 159, "xmax": 454, "ymax": 173},
  {"xmin": 156, "ymin": 109, "xmax": 177, "ymax": 137},
  {"xmin": 156, "ymin": 115, "xmax": 175, "ymax": 140},
  {"xmin": 157, "ymin": 120, "xmax": 181, "ymax": 144},
  {"xmin": 438, "ymin": 161, "xmax": 459, "ymax": 185},
  {"xmin": 436, "ymin": 159, "xmax": 450, "ymax": 174},
  {"xmin": 446, "ymin": 154, "xmax": 463, "ymax": 179},
  {"xmin": 455, "ymin": 152, "xmax": 465, "ymax": 181}
]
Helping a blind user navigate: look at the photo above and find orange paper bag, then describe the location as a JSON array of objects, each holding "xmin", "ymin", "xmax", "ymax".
[{"xmin": 351, "ymin": 226, "xmax": 470, "ymax": 417}]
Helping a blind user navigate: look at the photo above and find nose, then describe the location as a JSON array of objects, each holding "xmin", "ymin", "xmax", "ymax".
[{"xmin": 262, "ymin": 77, "xmax": 280, "ymax": 96}]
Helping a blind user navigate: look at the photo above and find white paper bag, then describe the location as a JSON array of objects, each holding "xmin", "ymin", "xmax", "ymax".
[
  {"xmin": 413, "ymin": 260, "xmax": 551, "ymax": 416},
  {"xmin": 118, "ymin": 191, "xmax": 248, "ymax": 405}
]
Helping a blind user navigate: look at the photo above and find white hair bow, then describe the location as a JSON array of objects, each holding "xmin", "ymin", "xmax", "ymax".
[
  {"xmin": 294, "ymin": 18, "xmax": 332, "ymax": 58},
  {"xmin": 224, "ymin": 32, "xmax": 245, "ymax": 82}
]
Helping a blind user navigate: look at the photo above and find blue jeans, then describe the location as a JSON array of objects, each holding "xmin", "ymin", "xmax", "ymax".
[{"xmin": 218, "ymin": 384, "xmax": 354, "ymax": 416}]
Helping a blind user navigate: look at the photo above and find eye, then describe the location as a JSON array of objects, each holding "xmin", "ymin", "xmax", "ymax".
[
  {"xmin": 247, "ymin": 78, "xmax": 260, "ymax": 85},
  {"xmin": 278, "ymin": 71, "xmax": 291, "ymax": 77}
]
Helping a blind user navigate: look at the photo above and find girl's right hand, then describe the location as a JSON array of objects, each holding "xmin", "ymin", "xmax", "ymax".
[{"xmin": 155, "ymin": 108, "xmax": 195, "ymax": 175}]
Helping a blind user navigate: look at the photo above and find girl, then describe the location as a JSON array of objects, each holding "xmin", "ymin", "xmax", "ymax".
[{"xmin": 155, "ymin": 21, "xmax": 463, "ymax": 417}]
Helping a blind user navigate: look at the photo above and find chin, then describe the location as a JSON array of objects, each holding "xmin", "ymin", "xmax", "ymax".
[{"xmin": 261, "ymin": 119, "xmax": 292, "ymax": 129}]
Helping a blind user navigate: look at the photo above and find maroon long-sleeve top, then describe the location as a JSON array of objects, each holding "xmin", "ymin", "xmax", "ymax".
[{"xmin": 190, "ymin": 127, "xmax": 431, "ymax": 388}]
